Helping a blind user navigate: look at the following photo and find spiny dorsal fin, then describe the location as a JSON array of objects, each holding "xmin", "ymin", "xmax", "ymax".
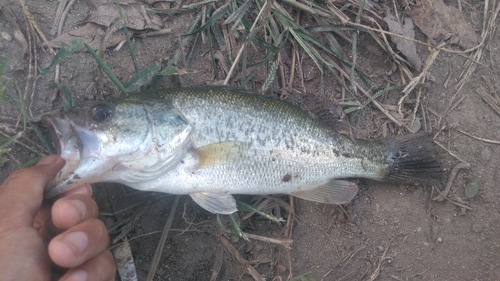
[
  {"xmin": 292, "ymin": 179, "xmax": 359, "ymax": 205},
  {"xmin": 311, "ymin": 104, "xmax": 356, "ymax": 143}
]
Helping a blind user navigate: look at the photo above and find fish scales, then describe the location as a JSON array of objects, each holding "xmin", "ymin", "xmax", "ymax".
[
  {"xmin": 157, "ymin": 88, "xmax": 386, "ymax": 173},
  {"xmin": 42, "ymin": 87, "xmax": 442, "ymax": 214},
  {"xmin": 134, "ymin": 88, "xmax": 387, "ymax": 190}
]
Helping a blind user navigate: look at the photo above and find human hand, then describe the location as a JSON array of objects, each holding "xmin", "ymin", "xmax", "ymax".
[{"xmin": 0, "ymin": 155, "xmax": 116, "ymax": 281}]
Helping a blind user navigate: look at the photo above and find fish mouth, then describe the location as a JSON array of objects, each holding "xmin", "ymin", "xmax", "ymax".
[
  {"xmin": 43, "ymin": 114, "xmax": 75, "ymax": 160},
  {"xmin": 42, "ymin": 114, "xmax": 101, "ymax": 197}
]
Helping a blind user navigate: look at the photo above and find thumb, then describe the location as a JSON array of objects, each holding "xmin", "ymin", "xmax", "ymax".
[{"xmin": 0, "ymin": 155, "xmax": 65, "ymax": 228}]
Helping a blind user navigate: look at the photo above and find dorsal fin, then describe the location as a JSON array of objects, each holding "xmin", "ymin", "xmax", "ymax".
[{"xmin": 310, "ymin": 103, "xmax": 356, "ymax": 143}]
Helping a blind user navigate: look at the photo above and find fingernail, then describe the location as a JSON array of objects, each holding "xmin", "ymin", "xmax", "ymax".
[
  {"xmin": 67, "ymin": 199, "xmax": 86, "ymax": 219},
  {"xmin": 61, "ymin": 231, "xmax": 88, "ymax": 257},
  {"xmin": 36, "ymin": 155, "xmax": 59, "ymax": 166},
  {"xmin": 72, "ymin": 184, "xmax": 93, "ymax": 196},
  {"xmin": 65, "ymin": 270, "xmax": 88, "ymax": 281}
]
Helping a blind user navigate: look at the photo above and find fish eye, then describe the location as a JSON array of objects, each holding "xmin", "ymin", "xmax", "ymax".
[{"xmin": 90, "ymin": 104, "xmax": 112, "ymax": 122}]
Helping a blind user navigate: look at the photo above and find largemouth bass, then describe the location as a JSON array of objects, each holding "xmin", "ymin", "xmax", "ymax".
[{"xmin": 43, "ymin": 88, "xmax": 441, "ymax": 214}]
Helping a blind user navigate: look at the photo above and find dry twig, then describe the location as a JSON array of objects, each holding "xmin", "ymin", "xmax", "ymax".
[
  {"xmin": 475, "ymin": 85, "xmax": 500, "ymax": 117},
  {"xmin": 458, "ymin": 129, "xmax": 500, "ymax": 145},
  {"xmin": 433, "ymin": 186, "xmax": 473, "ymax": 211},
  {"xmin": 433, "ymin": 140, "xmax": 467, "ymax": 164},
  {"xmin": 322, "ymin": 245, "xmax": 365, "ymax": 280},
  {"xmin": 433, "ymin": 162, "xmax": 471, "ymax": 201},
  {"xmin": 244, "ymin": 233, "xmax": 293, "ymax": 248},
  {"xmin": 224, "ymin": 1, "xmax": 268, "ymax": 85},
  {"xmin": 368, "ymin": 242, "xmax": 391, "ymax": 281},
  {"xmin": 146, "ymin": 196, "xmax": 180, "ymax": 281},
  {"xmin": 219, "ymin": 236, "xmax": 265, "ymax": 281},
  {"xmin": 284, "ymin": 195, "xmax": 294, "ymax": 238}
]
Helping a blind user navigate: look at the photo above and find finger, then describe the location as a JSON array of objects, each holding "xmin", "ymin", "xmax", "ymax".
[
  {"xmin": 58, "ymin": 183, "xmax": 92, "ymax": 198},
  {"xmin": 0, "ymin": 155, "xmax": 65, "ymax": 229},
  {"xmin": 48, "ymin": 218, "xmax": 109, "ymax": 268},
  {"xmin": 50, "ymin": 193, "xmax": 99, "ymax": 231},
  {"xmin": 59, "ymin": 250, "xmax": 116, "ymax": 281}
]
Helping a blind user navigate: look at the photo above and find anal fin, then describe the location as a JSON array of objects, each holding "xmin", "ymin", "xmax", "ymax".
[
  {"xmin": 292, "ymin": 179, "xmax": 358, "ymax": 205},
  {"xmin": 189, "ymin": 192, "xmax": 237, "ymax": 214}
]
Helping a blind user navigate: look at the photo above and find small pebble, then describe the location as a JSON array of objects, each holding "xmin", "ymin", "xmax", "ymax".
[
  {"xmin": 478, "ymin": 147, "xmax": 492, "ymax": 163},
  {"xmin": 0, "ymin": 31, "xmax": 11, "ymax": 41},
  {"xmin": 472, "ymin": 223, "xmax": 483, "ymax": 233},
  {"xmin": 494, "ymin": 167, "xmax": 500, "ymax": 182},
  {"xmin": 276, "ymin": 264, "xmax": 287, "ymax": 275},
  {"xmin": 412, "ymin": 187, "xmax": 423, "ymax": 198},
  {"xmin": 410, "ymin": 118, "xmax": 421, "ymax": 133},
  {"xmin": 437, "ymin": 237, "xmax": 443, "ymax": 243}
]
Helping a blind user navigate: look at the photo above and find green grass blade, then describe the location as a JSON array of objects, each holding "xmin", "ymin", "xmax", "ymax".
[
  {"xmin": 261, "ymin": 59, "xmax": 279, "ymax": 92},
  {"xmin": 159, "ymin": 66, "xmax": 196, "ymax": 75},
  {"xmin": 224, "ymin": 0, "xmax": 251, "ymax": 24},
  {"xmin": 29, "ymin": 121, "xmax": 55, "ymax": 154},
  {"xmin": 115, "ymin": 0, "xmax": 139, "ymax": 74},
  {"xmin": 226, "ymin": 0, "xmax": 252, "ymax": 35},
  {"xmin": 361, "ymin": 84, "xmax": 406, "ymax": 108},
  {"xmin": 228, "ymin": 213, "xmax": 249, "ymax": 241},
  {"xmin": 246, "ymin": 49, "xmax": 276, "ymax": 82},
  {"xmin": 0, "ymin": 59, "xmax": 8, "ymax": 74},
  {"xmin": 0, "ymin": 136, "xmax": 14, "ymax": 164},
  {"xmin": 13, "ymin": 83, "xmax": 28, "ymax": 130},
  {"xmin": 62, "ymin": 85, "xmax": 75, "ymax": 110},
  {"xmin": 125, "ymin": 61, "xmax": 161, "ymax": 92},
  {"xmin": 185, "ymin": 5, "xmax": 229, "ymax": 36},
  {"xmin": 211, "ymin": 24, "xmax": 232, "ymax": 65},
  {"xmin": 216, "ymin": 214, "xmax": 230, "ymax": 233},
  {"xmin": 0, "ymin": 59, "xmax": 10, "ymax": 102},
  {"xmin": 339, "ymin": 101, "xmax": 363, "ymax": 107},
  {"xmin": 0, "ymin": 136, "xmax": 15, "ymax": 150},
  {"xmin": 289, "ymin": 272, "xmax": 315, "ymax": 281},
  {"xmin": 240, "ymin": 44, "xmax": 247, "ymax": 87},
  {"xmin": 237, "ymin": 200, "xmax": 285, "ymax": 223},
  {"xmin": 41, "ymin": 39, "xmax": 83, "ymax": 76},
  {"xmin": 289, "ymin": 29, "xmax": 324, "ymax": 73},
  {"xmin": 207, "ymin": 26, "xmax": 218, "ymax": 79},
  {"xmin": 170, "ymin": 10, "xmax": 202, "ymax": 66},
  {"xmin": 182, "ymin": 0, "xmax": 217, "ymax": 9},
  {"xmin": 18, "ymin": 157, "xmax": 42, "ymax": 168},
  {"xmin": 84, "ymin": 43, "xmax": 127, "ymax": 95},
  {"xmin": 246, "ymin": 29, "xmax": 284, "ymax": 83}
]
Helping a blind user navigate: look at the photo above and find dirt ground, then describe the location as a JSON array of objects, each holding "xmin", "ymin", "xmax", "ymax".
[{"xmin": 1, "ymin": 0, "xmax": 500, "ymax": 280}]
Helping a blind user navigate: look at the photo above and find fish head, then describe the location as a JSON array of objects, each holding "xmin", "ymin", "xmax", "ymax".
[{"xmin": 43, "ymin": 99, "xmax": 193, "ymax": 197}]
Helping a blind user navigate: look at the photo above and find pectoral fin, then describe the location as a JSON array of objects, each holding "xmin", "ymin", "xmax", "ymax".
[
  {"xmin": 292, "ymin": 180, "xmax": 358, "ymax": 205},
  {"xmin": 196, "ymin": 141, "xmax": 246, "ymax": 168},
  {"xmin": 189, "ymin": 192, "xmax": 237, "ymax": 214}
]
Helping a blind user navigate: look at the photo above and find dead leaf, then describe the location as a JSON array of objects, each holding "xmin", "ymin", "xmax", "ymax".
[
  {"xmin": 113, "ymin": 237, "xmax": 138, "ymax": 281},
  {"xmin": 406, "ymin": 0, "xmax": 479, "ymax": 49},
  {"xmin": 45, "ymin": 2, "xmax": 164, "ymax": 49},
  {"xmin": 1, "ymin": 5, "xmax": 28, "ymax": 57},
  {"xmin": 85, "ymin": 3, "xmax": 163, "ymax": 30},
  {"xmin": 44, "ymin": 23, "xmax": 126, "ymax": 49},
  {"xmin": 384, "ymin": 15, "xmax": 422, "ymax": 71},
  {"xmin": 90, "ymin": 0, "xmax": 137, "ymax": 7}
]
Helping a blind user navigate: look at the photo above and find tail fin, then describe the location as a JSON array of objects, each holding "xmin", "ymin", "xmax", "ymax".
[{"xmin": 383, "ymin": 133, "xmax": 442, "ymax": 184}]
